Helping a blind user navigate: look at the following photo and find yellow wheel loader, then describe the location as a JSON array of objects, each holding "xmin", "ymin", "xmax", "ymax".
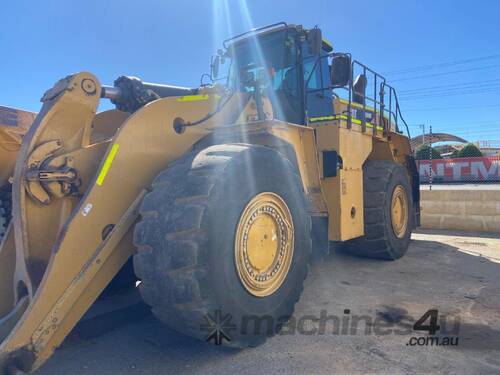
[
  {"xmin": 0, "ymin": 106, "xmax": 36, "ymax": 242},
  {"xmin": 0, "ymin": 22, "xmax": 420, "ymax": 373}
]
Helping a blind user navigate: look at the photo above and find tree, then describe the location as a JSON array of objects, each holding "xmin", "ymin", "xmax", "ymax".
[
  {"xmin": 450, "ymin": 149, "xmax": 460, "ymax": 158},
  {"xmin": 415, "ymin": 144, "xmax": 443, "ymax": 160},
  {"xmin": 458, "ymin": 143, "xmax": 483, "ymax": 158}
]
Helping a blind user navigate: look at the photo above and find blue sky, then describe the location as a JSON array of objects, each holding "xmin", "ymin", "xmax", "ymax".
[{"xmin": 1, "ymin": 0, "xmax": 499, "ymax": 143}]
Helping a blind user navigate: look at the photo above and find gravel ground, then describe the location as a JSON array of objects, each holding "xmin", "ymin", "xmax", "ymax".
[{"xmin": 37, "ymin": 229, "xmax": 500, "ymax": 375}]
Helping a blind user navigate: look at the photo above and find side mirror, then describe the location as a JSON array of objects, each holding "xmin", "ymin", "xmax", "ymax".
[
  {"xmin": 307, "ymin": 28, "xmax": 322, "ymax": 55},
  {"xmin": 330, "ymin": 55, "xmax": 352, "ymax": 87},
  {"xmin": 211, "ymin": 55, "xmax": 220, "ymax": 80}
]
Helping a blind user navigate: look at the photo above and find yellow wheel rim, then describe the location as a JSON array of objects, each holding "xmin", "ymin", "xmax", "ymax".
[
  {"xmin": 235, "ymin": 192, "xmax": 294, "ymax": 297},
  {"xmin": 391, "ymin": 185, "xmax": 409, "ymax": 238}
]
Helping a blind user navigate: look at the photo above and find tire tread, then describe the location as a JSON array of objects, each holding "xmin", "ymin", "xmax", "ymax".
[
  {"xmin": 344, "ymin": 161, "xmax": 412, "ymax": 260},
  {"xmin": 134, "ymin": 144, "xmax": 311, "ymax": 345}
]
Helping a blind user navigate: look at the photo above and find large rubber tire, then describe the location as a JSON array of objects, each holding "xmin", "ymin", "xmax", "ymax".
[
  {"xmin": 0, "ymin": 184, "xmax": 12, "ymax": 242},
  {"xmin": 133, "ymin": 144, "xmax": 312, "ymax": 347},
  {"xmin": 344, "ymin": 160, "xmax": 413, "ymax": 260}
]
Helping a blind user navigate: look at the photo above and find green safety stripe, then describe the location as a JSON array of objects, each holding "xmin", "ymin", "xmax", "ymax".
[
  {"xmin": 351, "ymin": 118, "xmax": 384, "ymax": 132},
  {"xmin": 308, "ymin": 114, "xmax": 384, "ymax": 132},
  {"xmin": 308, "ymin": 115, "xmax": 338, "ymax": 122},
  {"xmin": 96, "ymin": 144, "xmax": 120, "ymax": 186},
  {"xmin": 339, "ymin": 99, "xmax": 376, "ymax": 112},
  {"xmin": 338, "ymin": 99, "xmax": 390, "ymax": 123},
  {"xmin": 322, "ymin": 38, "xmax": 333, "ymax": 49},
  {"xmin": 177, "ymin": 94, "xmax": 221, "ymax": 102}
]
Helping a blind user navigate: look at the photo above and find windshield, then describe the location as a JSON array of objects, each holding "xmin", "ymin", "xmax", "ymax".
[{"xmin": 227, "ymin": 30, "xmax": 298, "ymax": 92}]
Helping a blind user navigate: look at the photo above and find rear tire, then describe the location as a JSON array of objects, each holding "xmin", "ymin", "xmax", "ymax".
[
  {"xmin": 344, "ymin": 160, "xmax": 413, "ymax": 260},
  {"xmin": 133, "ymin": 144, "xmax": 312, "ymax": 347}
]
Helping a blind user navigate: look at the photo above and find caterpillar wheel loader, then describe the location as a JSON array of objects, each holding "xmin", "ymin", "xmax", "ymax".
[
  {"xmin": 0, "ymin": 106, "xmax": 36, "ymax": 242},
  {"xmin": 0, "ymin": 22, "xmax": 420, "ymax": 374}
]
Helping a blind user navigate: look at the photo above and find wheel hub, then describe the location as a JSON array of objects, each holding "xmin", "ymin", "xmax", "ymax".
[
  {"xmin": 391, "ymin": 185, "xmax": 409, "ymax": 238},
  {"xmin": 235, "ymin": 192, "xmax": 294, "ymax": 297}
]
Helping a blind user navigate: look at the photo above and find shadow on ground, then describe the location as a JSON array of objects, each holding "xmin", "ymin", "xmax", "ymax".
[{"xmin": 37, "ymin": 232, "xmax": 500, "ymax": 375}]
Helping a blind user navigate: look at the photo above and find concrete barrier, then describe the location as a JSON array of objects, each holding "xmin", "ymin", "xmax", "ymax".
[{"xmin": 420, "ymin": 185, "xmax": 500, "ymax": 232}]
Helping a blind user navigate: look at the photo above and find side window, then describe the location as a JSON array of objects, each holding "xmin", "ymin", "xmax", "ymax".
[
  {"xmin": 304, "ymin": 52, "xmax": 334, "ymax": 120},
  {"xmin": 303, "ymin": 58, "xmax": 320, "ymax": 90},
  {"xmin": 273, "ymin": 66, "xmax": 298, "ymax": 92},
  {"xmin": 303, "ymin": 54, "xmax": 331, "ymax": 94}
]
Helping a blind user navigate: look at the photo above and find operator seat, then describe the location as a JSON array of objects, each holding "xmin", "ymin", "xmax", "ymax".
[
  {"xmin": 272, "ymin": 67, "xmax": 301, "ymax": 124},
  {"xmin": 282, "ymin": 68, "xmax": 298, "ymax": 95},
  {"xmin": 353, "ymin": 74, "xmax": 367, "ymax": 105},
  {"xmin": 353, "ymin": 74, "xmax": 367, "ymax": 122}
]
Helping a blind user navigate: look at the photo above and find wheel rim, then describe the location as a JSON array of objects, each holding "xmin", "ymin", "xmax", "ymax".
[
  {"xmin": 390, "ymin": 185, "xmax": 409, "ymax": 238},
  {"xmin": 235, "ymin": 192, "xmax": 294, "ymax": 297}
]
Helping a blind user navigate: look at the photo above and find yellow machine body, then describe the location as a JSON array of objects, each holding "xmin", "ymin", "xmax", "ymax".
[
  {"xmin": 0, "ymin": 106, "xmax": 36, "ymax": 187},
  {"xmin": 0, "ymin": 27, "xmax": 416, "ymax": 374}
]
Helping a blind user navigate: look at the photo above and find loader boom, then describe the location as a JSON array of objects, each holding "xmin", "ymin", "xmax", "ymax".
[{"xmin": 0, "ymin": 72, "xmax": 229, "ymax": 372}]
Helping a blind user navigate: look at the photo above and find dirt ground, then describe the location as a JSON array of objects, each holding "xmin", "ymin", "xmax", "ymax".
[{"xmin": 37, "ymin": 229, "xmax": 500, "ymax": 375}]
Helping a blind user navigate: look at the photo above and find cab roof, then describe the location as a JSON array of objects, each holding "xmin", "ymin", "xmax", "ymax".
[{"xmin": 223, "ymin": 22, "xmax": 333, "ymax": 52}]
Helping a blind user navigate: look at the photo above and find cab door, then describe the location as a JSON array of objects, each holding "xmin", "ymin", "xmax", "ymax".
[{"xmin": 303, "ymin": 52, "xmax": 334, "ymax": 122}]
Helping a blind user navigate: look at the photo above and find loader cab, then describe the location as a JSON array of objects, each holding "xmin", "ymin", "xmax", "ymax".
[
  {"xmin": 302, "ymin": 39, "xmax": 334, "ymax": 122},
  {"xmin": 224, "ymin": 24, "xmax": 334, "ymax": 126}
]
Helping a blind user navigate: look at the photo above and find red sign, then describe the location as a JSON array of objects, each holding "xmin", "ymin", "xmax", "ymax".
[{"xmin": 416, "ymin": 156, "xmax": 500, "ymax": 182}]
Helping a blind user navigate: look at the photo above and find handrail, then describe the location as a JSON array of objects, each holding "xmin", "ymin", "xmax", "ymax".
[
  {"xmin": 303, "ymin": 53, "xmax": 410, "ymax": 138},
  {"xmin": 382, "ymin": 82, "xmax": 411, "ymax": 138}
]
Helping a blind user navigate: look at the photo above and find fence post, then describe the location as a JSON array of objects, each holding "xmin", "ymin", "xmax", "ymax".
[{"xmin": 429, "ymin": 125, "xmax": 433, "ymax": 191}]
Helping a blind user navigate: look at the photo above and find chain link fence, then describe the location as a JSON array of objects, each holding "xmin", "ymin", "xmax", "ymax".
[{"xmin": 416, "ymin": 156, "xmax": 500, "ymax": 183}]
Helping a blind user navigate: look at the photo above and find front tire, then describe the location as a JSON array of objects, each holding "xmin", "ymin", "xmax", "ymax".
[{"xmin": 133, "ymin": 144, "xmax": 312, "ymax": 346}]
